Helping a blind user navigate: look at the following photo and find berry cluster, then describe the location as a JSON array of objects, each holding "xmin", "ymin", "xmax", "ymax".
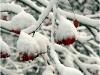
[
  {"xmin": 10, "ymin": 30, "xmax": 20, "ymax": 34},
  {"xmin": 19, "ymin": 52, "xmax": 37, "ymax": 62},
  {"xmin": 0, "ymin": 52, "xmax": 10, "ymax": 58},
  {"xmin": 19, "ymin": 52, "xmax": 46, "ymax": 62},
  {"xmin": 56, "ymin": 37, "xmax": 76, "ymax": 45}
]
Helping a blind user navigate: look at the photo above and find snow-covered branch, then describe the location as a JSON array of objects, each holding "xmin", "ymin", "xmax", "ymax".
[{"xmin": 0, "ymin": 3, "xmax": 24, "ymax": 13}]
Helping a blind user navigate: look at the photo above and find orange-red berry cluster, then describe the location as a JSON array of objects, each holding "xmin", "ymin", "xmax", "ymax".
[
  {"xmin": 10, "ymin": 30, "xmax": 20, "ymax": 34},
  {"xmin": 19, "ymin": 52, "xmax": 45, "ymax": 62},
  {"xmin": 0, "ymin": 52, "xmax": 10, "ymax": 58},
  {"xmin": 56, "ymin": 37, "xmax": 76, "ymax": 45}
]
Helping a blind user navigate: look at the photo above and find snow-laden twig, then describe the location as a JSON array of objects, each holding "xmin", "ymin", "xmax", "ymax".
[
  {"xmin": 22, "ymin": 0, "xmax": 58, "ymax": 34},
  {"xmin": 7, "ymin": 58, "xmax": 19, "ymax": 70},
  {"xmin": 0, "ymin": 3, "xmax": 24, "ymax": 13},
  {"xmin": 36, "ymin": 0, "xmax": 99, "ymax": 29},
  {"xmin": 84, "ymin": 45, "xmax": 99, "ymax": 58},
  {"xmin": 0, "ymin": 66, "xmax": 16, "ymax": 75}
]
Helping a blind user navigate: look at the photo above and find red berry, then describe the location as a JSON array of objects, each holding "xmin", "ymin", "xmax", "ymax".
[
  {"xmin": 10, "ymin": 30, "xmax": 20, "ymax": 34},
  {"xmin": 73, "ymin": 19, "xmax": 78, "ymax": 28},
  {"xmin": 2, "ymin": 16, "xmax": 8, "ymax": 21},
  {"xmin": 70, "ymin": 38, "xmax": 76, "ymax": 44},
  {"xmin": 56, "ymin": 37, "xmax": 76, "ymax": 46},
  {"xmin": 52, "ymin": 71, "xmax": 55, "ymax": 74},
  {"xmin": 56, "ymin": 40, "xmax": 62, "ymax": 44},
  {"xmin": 28, "ymin": 55, "xmax": 34, "ymax": 60},
  {"xmin": 0, "ymin": 52, "xmax": 10, "ymax": 58},
  {"xmin": 19, "ymin": 52, "xmax": 40, "ymax": 62},
  {"xmin": 65, "ymin": 38, "xmax": 71, "ymax": 45}
]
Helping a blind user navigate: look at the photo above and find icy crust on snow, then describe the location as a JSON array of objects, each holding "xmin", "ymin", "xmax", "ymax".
[
  {"xmin": 10, "ymin": 11, "xmax": 36, "ymax": 30},
  {"xmin": 56, "ymin": 15, "xmax": 78, "ymax": 41},
  {"xmin": 0, "ymin": 3, "xmax": 23, "ymax": 13},
  {"xmin": 17, "ymin": 32, "xmax": 40, "ymax": 55},
  {"xmin": 42, "ymin": 65, "xmax": 55, "ymax": 75},
  {"xmin": 33, "ymin": 32, "xmax": 50, "ymax": 53},
  {"xmin": 0, "ymin": 37, "xmax": 11, "ymax": 54}
]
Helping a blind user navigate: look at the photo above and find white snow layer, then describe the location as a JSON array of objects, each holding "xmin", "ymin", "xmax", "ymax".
[
  {"xmin": 56, "ymin": 15, "xmax": 78, "ymax": 41},
  {"xmin": 0, "ymin": 36, "xmax": 11, "ymax": 54},
  {"xmin": 0, "ymin": 20, "xmax": 11, "ymax": 30},
  {"xmin": 17, "ymin": 32, "xmax": 40, "ymax": 55},
  {"xmin": 77, "ymin": 32, "xmax": 93, "ymax": 43},
  {"xmin": 0, "ymin": 3, "xmax": 24, "ymax": 13},
  {"xmin": 85, "ymin": 57, "xmax": 100, "ymax": 65},
  {"xmin": 57, "ymin": 63, "xmax": 84, "ymax": 75},
  {"xmin": 96, "ymin": 32, "xmax": 100, "ymax": 42},
  {"xmin": 10, "ymin": 11, "xmax": 36, "ymax": 30},
  {"xmin": 0, "ymin": 66, "xmax": 16, "ymax": 75},
  {"xmin": 42, "ymin": 65, "xmax": 55, "ymax": 75},
  {"xmin": 64, "ymin": 54, "xmax": 74, "ymax": 67},
  {"xmin": 33, "ymin": 32, "xmax": 50, "ymax": 53}
]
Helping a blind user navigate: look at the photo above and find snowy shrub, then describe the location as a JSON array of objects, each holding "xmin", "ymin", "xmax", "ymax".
[{"xmin": 0, "ymin": 0, "xmax": 99, "ymax": 75}]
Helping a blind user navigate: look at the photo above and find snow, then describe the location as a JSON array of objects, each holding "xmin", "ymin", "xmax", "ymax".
[
  {"xmin": 0, "ymin": 66, "xmax": 16, "ymax": 75},
  {"xmin": 64, "ymin": 54, "xmax": 74, "ymax": 67},
  {"xmin": 23, "ymin": 0, "xmax": 58, "ymax": 34},
  {"xmin": 20, "ymin": 0, "xmax": 44, "ymax": 13},
  {"xmin": 58, "ymin": 8, "xmax": 99, "ymax": 28},
  {"xmin": 85, "ymin": 57, "xmax": 100, "ymax": 65},
  {"xmin": 50, "ymin": 38, "xmax": 83, "ymax": 75},
  {"xmin": 33, "ymin": 32, "xmax": 50, "ymax": 53},
  {"xmin": 37, "ymin": 0, "xmax": 49, "ymax": 6},
  {"xmin": 10, "ymin": 11, "xmax": 36, "ymax": 30},
  {"xmin": 77, "ymin": 32, "xmax": 93, "ymax": 43},
  {"xmin": 0, "ymin": 3, "xmax": 24, "ymax": 13},
  {"xmin": 85, "ymin": 45, "xmax": 99, "ymax": 58},
  {"xmin": 42, "ymin": 65, "xmax": 55, "ymax": 75},
  {"xmin": 0, "ymin": 36, "xmax": 11, "ymax": 55},
  {"xmin": 0, "ymin": 20, "xmax": 11, "ymax": 30},
  {"xmin": 96, "ymin": 32, "xmax": 100, "ymax": 42},
  {"xmin": 36, "ymin": 0, "xmax": 99, "ymax": 29},
  {"xmin": 55, "ymin": 14, "xmax": 78, "ymax": 41},
  {"xmin": 0, "ymin": 12, "xmax": 8, "ymax": 20},
  {"xmin": 88, "ymin": 40, "xmax": 100, "ymax": 48},
  {"xmin": 17, "ymin": 31, "xmax": 40, "ymax": 55},
  {"xmin": 86, "ymin": 13, "xmax": 100, "ymax": 18},
  {"xmin": 57, "ymin": 63, "xmax": 84, "ymax": 75},
  {"xmin": 87, "ymin": 64, "xmax": 100, "ymax": 73}
]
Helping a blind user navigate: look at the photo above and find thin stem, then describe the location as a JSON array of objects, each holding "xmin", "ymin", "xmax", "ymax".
[{"xmin": 7, "ymin": 58, "xmax": 19, "ymax": 70}]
